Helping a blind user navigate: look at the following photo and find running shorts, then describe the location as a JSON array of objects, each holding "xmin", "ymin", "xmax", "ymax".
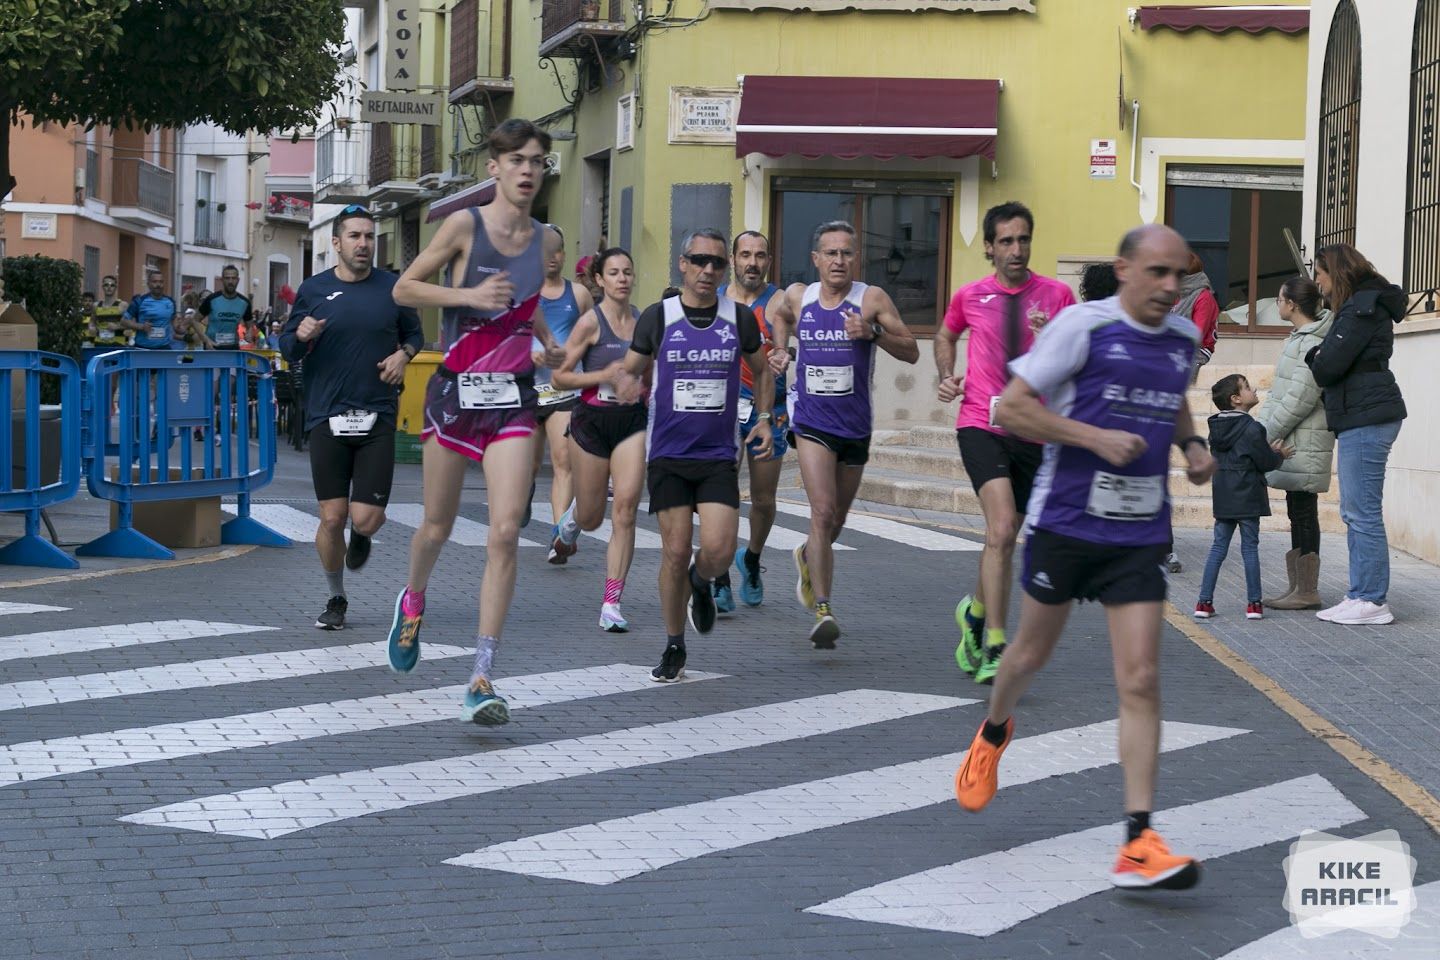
[
  {"xmin": 647, "ymin": 457, "xmax": 740, "ymax": 513},
  {"xmin": 1021, "ymin": 527, "xmax": 1169, "ymax": 605},
  {"xmin": 957, "ymin": 427, "xmax": 1044, "ymax": 510},
  {"xmin": 789, "ymin": 423, "xmax": 869, "ymax": 466},
  {"xmin": 568, "ymin": 403, "xmax": 647, "ymax": 459},
  {"xmin": 740, "ymin": 403, "xmax": 789, "ymax": 460},
  {"xmin": 309, "ymin": 418, "xmax": 397, "ymax": 506},
  {"xmin": 421, "ymin": 370, "xmax": 537, "ymax": 463},
  {"xmin": 537, "ymin": 396, "xmax": 580, "ymax": 422}
]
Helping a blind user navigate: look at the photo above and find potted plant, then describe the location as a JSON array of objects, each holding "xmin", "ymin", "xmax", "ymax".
[{"xmin": 580, "ymin": 0, "xmax": 600, "ymax": 21}]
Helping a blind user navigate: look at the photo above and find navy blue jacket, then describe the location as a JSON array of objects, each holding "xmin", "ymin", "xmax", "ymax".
[
  {"xmin": 1305, "ymin": 279, "xmax": 1407, "ymax": 433},
  {"xmin": 1208, "ymin": 410, "xmax": 1285, "ymax": 520}
]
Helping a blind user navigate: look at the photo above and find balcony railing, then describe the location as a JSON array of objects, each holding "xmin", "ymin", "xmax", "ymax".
[
  {"xmin": 540, "ymin": 0, "xmax": 627, "ymax": 57},
  {"xmin": 315, "ymin": 120, "xmax": 369, "ymax": 203},
  {"xmin": 193, "ymin": 206, "xmax": 226, "ymax": 248},
  {"xmin": 450, "ymin": 0, "xmax": 515, "ymax": 105},
  {"xmin": 111, "ymin": 157, "xmax": 174, "ymax": 218},
  {"xmin": 369, "ymin": 123, "xmax": 422, "ymax": 186}
]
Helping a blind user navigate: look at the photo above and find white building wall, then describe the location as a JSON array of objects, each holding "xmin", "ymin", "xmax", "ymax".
[
  {"xmin": 310, "ymin": 7, "xmax": 368, "ymax": 276},
  {"xmin": 178, "ymin": 122, "xmax": 252, "ymax": 296}
]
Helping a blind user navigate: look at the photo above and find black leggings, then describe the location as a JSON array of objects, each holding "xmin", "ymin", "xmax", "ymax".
[{"xmin": 1286, "ymin": 491, "xmax": 1321, "ymax": 555}]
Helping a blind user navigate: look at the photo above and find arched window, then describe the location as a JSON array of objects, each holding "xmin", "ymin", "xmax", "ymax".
[
  {"xmin": 1406, "ymin": 0, "xmax": 1440, "ymax": 302},
  {"xmin": 1316, "ymin": 0, "xmax": 1361, "ymax": 250}
]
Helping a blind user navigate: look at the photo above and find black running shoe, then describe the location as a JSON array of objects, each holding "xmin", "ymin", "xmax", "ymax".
[
  {"xmin": 344, "ymin": 531, "xmax": 372, "ymax": 571},
  {"xmin": 650, "ymin": 643, "xmax": 687, "ymax": 683},
  {"xmin": 315, "ymin": 595, "xmax": 347, "ymax": 630},
  {"xmin": 521, "ymin": 480, "xmax": 536, "ymax": 528},
  {"xmin": 687, "ymin": 563, "xmax": 716, "ymax": 634}
]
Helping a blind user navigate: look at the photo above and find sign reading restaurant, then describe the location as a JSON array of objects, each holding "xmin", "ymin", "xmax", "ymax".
[{"xmin": 360, "ymin": 92, "xmax": 444, "ymax": 126}]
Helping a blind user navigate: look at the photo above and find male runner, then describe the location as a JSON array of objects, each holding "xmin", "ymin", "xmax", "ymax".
[
  {"xmin": 531, "ymin": 224, "xmax": 593, "ymax": 559},
  {"xmin": 124, "ymin": 269, "xmax": 179, "ymax": 350},
  {"xmin": 279, "ymin": 206, "xmax": 422, "ymax": 629},
  {"xmin": 385, "ymin": 118, "xmax": 565, "ymax": 725},
  {"xmin": 936, "ymin": 202, "xmax": 1076, "ymax": 684},
  {"xmin": 91, "ymin": 276, "xmax": 133, "ymax": 348},
  {"xmin": 622, "ymin": 228, "xmax": 774, "ymax": 682},
  {"xmin": 955, "ymin": 224, "xmax": 1217, "ymax": 890},
  {"xmin": 769, "ymin": 221, "xmax": 918, "ymax": 649},
  {"xmin": 715, "ymin": 229, "xmax": 794, "ymax": 609},
  {"xmin": 198, "ymin": 265, "xmax": 254, "ymax": 350}
]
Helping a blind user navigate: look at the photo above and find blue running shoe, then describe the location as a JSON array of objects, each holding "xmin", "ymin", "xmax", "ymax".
[
  {"xmin": 736, "ymin": 547, "xmax": 764, "ymax": 607},
  {"xmin": 714, "ymin": 581, "xmax": 736, "ymax": 615},
  {"xmin": 387, "ymin": 589, "xmax": 423, "ymax": 674},
  {"xmin": 463, "ymin": 677, "xmax": 510, "ymax": 725}
]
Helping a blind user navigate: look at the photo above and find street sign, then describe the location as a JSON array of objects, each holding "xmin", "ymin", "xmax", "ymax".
[{"xmin": 360, "ymin": 92, "xmax": 443, "ymax": 126}]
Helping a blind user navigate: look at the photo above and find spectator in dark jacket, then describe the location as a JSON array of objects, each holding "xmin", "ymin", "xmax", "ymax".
[
  {"xmin": 1306, "ymin": 244, "xmax": 1407, "ymax": 626},
  {"xmin": 1194, "ymin": 374, "xmax": 1291, "ymax": 622}
]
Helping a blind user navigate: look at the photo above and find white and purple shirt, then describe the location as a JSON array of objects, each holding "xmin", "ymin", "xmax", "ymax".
[
  {"xmin": 790, "ymin": 281, "xmax": 874, "ymax": 440},
  {"xmin": 645, "ymin": 296, "xmax": 755, "ymax": 461},
  {"xmin": 1009, "ymin": 296, "xmax": 1198, "ymax": 547}
]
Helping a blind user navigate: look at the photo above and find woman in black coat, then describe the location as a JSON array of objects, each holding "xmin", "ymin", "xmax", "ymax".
[{"xmin": 1305, "ymin": 244, "xmax": 1407, "ymax": 626}]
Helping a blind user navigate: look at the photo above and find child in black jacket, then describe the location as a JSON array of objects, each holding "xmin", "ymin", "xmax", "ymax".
[{"xmin": 1195, "ymin": 374, "xmax": 1292, "ymax": 620}]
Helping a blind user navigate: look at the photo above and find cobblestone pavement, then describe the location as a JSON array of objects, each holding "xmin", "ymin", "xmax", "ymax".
[{"xmin": 0, "ymin": 448, "xmax": 1435, "ymax": 959}]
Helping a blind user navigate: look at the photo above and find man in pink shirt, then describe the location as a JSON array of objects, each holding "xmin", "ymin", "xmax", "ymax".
[{"xmin": 935, "ymin": 202, "xmax": 1076, "ymax": 684}]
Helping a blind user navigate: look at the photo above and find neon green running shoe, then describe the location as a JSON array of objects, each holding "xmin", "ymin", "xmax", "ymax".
[
  {"xmin": 954, "ymin": 595, "xmax": 984, "ymax": 677},
  {"xmin": 974, "ymin": 634, "xmax": 1006, "ymax": 686}
]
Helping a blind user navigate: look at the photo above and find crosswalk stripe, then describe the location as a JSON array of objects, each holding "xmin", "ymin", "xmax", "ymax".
[
  {"xmin": 1216, "ymin": 880, "xmax": 1439, "ymax": 960},
  {"xmin": 805, "ymin": 774, "xmax": 1365, "ymax": 937},
  {"xmin": 774, "ymin": 502, "xmax": 982, "ymax": 551},
  {"xmin": 0, "ymin": 602, "xmax": 70, "ymax": 617},
  {"xmin": 0, "ymin": 620, "xmax": 278, "ymax": 664},
  {"xmin": 736, "ymin": 514, "xmax": 853, "ymax": 552},
  {"xmin": 443, "ymin": 719, "xmax": 1246, "ymax": 884},
  {"xmin": 221, "ymin": 503, "xmax": 322, "ymax": 542},
  {"xmin": 4, "ymin": 664, "xmax": 713, "ymax": 789},
  {"xmin": 530, "ymin": 503, "xmax": 664, "ymax": 550},
  {"xmin": 0, "ymin": 641, "xmax": 470, "ymax": 711},
  {"xmin": 124, "ymin": 689, "xmax": 972, "ymax": 839},
  {"xmin": 385, "ymin": 503, "xmax": 545, "ymax": 548}
]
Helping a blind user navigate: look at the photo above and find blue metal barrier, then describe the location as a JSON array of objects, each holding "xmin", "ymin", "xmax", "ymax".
[
  {"xmin": 0, "ymin": 351, "xmax": 83, "ymax": 569},
  {"xmin": 79, "ymin": 350, "xmax": 292, "ymax": 560}
]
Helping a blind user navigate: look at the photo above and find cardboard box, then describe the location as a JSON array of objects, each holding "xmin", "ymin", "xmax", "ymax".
[
  {"xmin": 9, "ymin": 407, "xmax": 62, "ymax": 489},
  {"xmin": 0, "ymin": 302, "xmax": 40, "ymax": 410},
  {"xmin": 108, "ymin": 467, "xmax": 222, "ymax": 549}
]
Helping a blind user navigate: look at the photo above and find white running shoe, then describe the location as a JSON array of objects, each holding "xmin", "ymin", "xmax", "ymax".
[
  {"xmin": 1316, "ymin": 597, "xmax": 1360, "ymax": 622},
  {"xmin": 1327, "ymin": 600, "xmax": 1395, "ymax": 625},
  {"xmin": 599, "ymin": 602, "xmax": 629, "ymax": 633}
]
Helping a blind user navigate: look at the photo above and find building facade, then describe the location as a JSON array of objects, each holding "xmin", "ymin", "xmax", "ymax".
[
  {"xmin": 249, "ymin": 132, "xmax": 316, "ymax": 317},
  {"xmin": 174, "ymin": 124, "xmax": 252, "ymax": 300},
  {"xmin": 1305, "ymin": 0, "xmax": 1440, "ymax": 564}
]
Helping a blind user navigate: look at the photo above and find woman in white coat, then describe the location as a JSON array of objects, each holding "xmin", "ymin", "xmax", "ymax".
[{"xmin": 1257, "ymin": 276, "xmax": 1335, "ymax": 609}]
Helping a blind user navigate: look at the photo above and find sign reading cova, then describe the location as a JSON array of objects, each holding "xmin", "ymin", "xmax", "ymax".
[
  {"xmin": 360, "ymin": 92, "xmax": 443, "ymax": 126},
  {"xmin": 385, "ymin": 1, "xmax": 419, "ymax": 91}
]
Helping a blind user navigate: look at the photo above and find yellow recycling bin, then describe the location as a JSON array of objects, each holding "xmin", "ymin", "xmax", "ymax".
[{"xmin": 396, "ymin": 350, "xmax": 442, "ymax": 463}]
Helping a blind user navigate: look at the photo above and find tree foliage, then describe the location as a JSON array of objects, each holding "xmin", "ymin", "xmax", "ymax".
[
  {"xmin": 1, "ymin": 255, "xmax": 84, "ymax": 402},
  {"xmin": 0, "ymin": 0, "xmax": 350, "ymax": 194}
]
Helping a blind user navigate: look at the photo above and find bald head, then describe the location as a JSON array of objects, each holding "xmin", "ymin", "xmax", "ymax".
[{"xmin": 1114, "ymin": 224, "xmax": 1191, "ymax": 326}]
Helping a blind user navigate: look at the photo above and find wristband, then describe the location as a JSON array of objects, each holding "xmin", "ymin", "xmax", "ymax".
[
  {"xmin": 1178, "ymin": 436, "xmax": 1207, "ymax": 454},
  {"xmin": 757, "ymin": 411, "xmax": 773, "ymax": 423},
  {"xmin": 401, "ymin": 344, "xmax": 418, "ymax": 360}
]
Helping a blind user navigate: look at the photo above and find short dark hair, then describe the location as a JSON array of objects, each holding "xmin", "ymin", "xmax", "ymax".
[
  {"xmin": 1079, "ymin": 263, "xmax": 1119, "ymax": 302},
  {"xmin": 983, "ymin": 202, "xmax": 1034, "ymax": 247},
  {"xmin": 682, "ymin": 227, "xmax": 728, "ymax": 256},
  {"xmin": 333, "ymin": 206, "xmax": 375, "ymax": 237},
  {"xmin": 660, "ymin": 286, "xmax": 681, "ymax": 300},
  {"xmin": 592, "ymin": 247, "xmax": 633, "ymax": 279},
  {"xmin": 221, "ymin": 264, "xmax": 239, "ymax": 276},
  {"xmin": 488, "ymin": 118, "xmax": 551, "ymax": 159},
  {"xmin": 732, "ymin": 230, "xmax": 769, "ymax": 256},
  {"xmin": 82, "ymin": 291, "xmax": 96, "ymax": 300},
  {"xmin": 811, "ymin": 220, "xmax": 856, "ymax": 252},
  {"xmin": 1211, "ymin": 373, "xmax": 1248, "ymax": 411},
  {"xmin": 102, "ymin": 274, "xmax": 117, "ymax": 284}
]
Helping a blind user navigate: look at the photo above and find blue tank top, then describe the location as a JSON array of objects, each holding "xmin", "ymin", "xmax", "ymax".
[
  {"xmin": 536, "ymin": 280, "xmax": 583, "ymax": 401},
  {"xmin": 791, "ymin": 281, "xmax": 873, "ymax": 440},
  {"xmin": 647, "ymin": 296, "xmax": 744, "ymax": 461}
]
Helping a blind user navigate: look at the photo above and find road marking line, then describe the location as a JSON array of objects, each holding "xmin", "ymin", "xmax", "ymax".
[
  {"xmin": 0, "ymin": 620, "xmax": 278, "ymax": 664},
  {"xmin": 384, "ymin": 503, "xmax": 545, "ymax": 548},
  {"xmin": 772, "ymin": 502, "xmax": 983, "ymax": 551},
  {"xmin": 124, "ymin": 690, "xmax": 971, "ymax": 839},
  {"xmin": 2, "ymin": 664, "xmax": 711, "ymax": 789},
  {"xmin": 1216, "ymin": 880, "xmax": 1439, "ymax": 959},
  {"xmin": 220, "ymin": 503, "xmax": 322, "ymax": 543},
  {"xmin": 735, "ymin": 514, "xmax": 853, "ymax": 552},
  {"xmin": 0, "ymin": 642, "xmax": 469, "ymax": 711},
  {"xmin": 0, "ymin": 602, "xmax": 69, "ymax": 617},
  {"xmin": 1165, "ymin": 601, "xmax": 1440, "ymax": 834},
  {"xmin": 806, "ymin": 774, "xmax": 1365, "ymax": 937},
  {"xmin": 444, "ymin": 720, "xmax": 1245, "ymax": 884},
  {"xmin": 530, "ymin": 503, "xmax": 664, "ymax": 550},
  {"xmin": 0, "ymin": 545, "xmax": 257, "ymax": 591}
]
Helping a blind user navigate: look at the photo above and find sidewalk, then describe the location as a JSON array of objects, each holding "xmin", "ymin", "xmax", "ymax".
[{"xmin": 803, "ymin": 494, "xmax": 1440, "ymax": 813}]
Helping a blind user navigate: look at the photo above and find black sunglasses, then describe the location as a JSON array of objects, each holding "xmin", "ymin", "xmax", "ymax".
[{"xmin": 684, "ymin": 254, "xmax": 727, "ymax": 271}]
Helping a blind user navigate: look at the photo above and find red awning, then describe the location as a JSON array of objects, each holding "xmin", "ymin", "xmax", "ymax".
[
  {"xmin": 1137, "ymin": 5, "xmax": 1309, "ymax": 35},
  {"xmin": 425, "ymin": 177, "xmax": 497, "ymax": 223},
  {"xmin": 735, "ymin": 76, "xmax": 1000, "ymax": 161}
]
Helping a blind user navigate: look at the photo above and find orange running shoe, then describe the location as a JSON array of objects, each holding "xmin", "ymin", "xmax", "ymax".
[
  {"xmin": 954, "ymin": 717, "xmax": 1013, "ymax": 812},
  {"xmin": 1110, "ymin": 829, "xmax": 1201, "ymax": 890}
]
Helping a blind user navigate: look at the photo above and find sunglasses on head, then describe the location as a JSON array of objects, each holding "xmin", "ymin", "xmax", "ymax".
[
  {"xmin": 340, "ymin": 204, "xmax": 371, "ymax": 215},
  {"xmin": 684, "ymin": 253, "xmax": 727, "ymax": 271}
]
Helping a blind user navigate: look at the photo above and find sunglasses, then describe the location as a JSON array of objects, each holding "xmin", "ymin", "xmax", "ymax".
[
  {"xmin": 684, "ymin": 254, "xmax": 727, "ymax": 271},
  {"xmin": 340, "ymin": 204, "xmax": 371, "ymax": 215}
]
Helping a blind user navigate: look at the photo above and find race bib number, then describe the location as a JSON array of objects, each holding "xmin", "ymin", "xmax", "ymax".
[
  {"xmin": 1085, "ymin": 472, "xmax": 1164, "ymax": 521},
  {"xmin": 537, "ymin": 382, "xmax": 577, "ymax": 407},
  {"xmin": 989, "ymin": 395, "xmax": 1002, "ymax": 428},
  {"xmin": 329, "ymin": 409, "xmax": 378, "ymax": 436},
  {"xmin": 673, "ymin": 378, "xmax": 727, "ymax": 413},
  {"xmin": 737, "ymin": 396, "xmax": 755, "ymax": 425},
  {"xmin": 214, "ymin": 330, "xmax": 237, "ymax": 347},
  {"xmin": 597, "ymin": 382, "xmax": 620, "ymax": 404},
  {"xmin": 458, "ymin": 372, "xmax": 521, "ymax": 409},
  {"xmin": 805, "ymin": 364, "xmax": 854, "ymax": 396}
]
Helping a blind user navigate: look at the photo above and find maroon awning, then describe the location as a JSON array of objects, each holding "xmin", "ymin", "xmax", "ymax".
[
  {"xmin": 1137, "ymin": 5, "xmax": 1309, "ymax": 35},
  {"xmin": 735, "ymin": 76, "xmax": 1000, "ymax": 161},
  {"xmin": 424, "ymin": 177, "xmax": 496, "ymax": 223}
]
